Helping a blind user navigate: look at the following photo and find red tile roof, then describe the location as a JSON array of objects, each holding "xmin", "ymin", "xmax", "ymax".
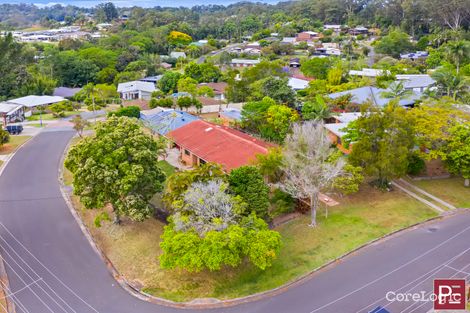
[{"xmin": 167, "ymin": 120, "xmax": 273, "ymax": 171}]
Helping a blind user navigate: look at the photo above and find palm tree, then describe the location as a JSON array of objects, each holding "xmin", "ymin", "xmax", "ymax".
[
  {"xmin": 445, "ymin": 41, "xmax": 470, "ymax": 74},
  {"xmin": 301, "ymin": 95, "xmax": 336, "ymax": 121},
  {"xmin": 431, "ymin": 67, "xmax": 468, "ymax": 100},
  {"xmin": 381, "ymin": 81, "xmax": 413, "ymax": 100}
]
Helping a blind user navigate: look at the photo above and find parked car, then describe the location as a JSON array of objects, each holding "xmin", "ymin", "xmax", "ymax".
[{"xmin": 5, "ymin": 125, "xmax": 23, "ymax": 135}]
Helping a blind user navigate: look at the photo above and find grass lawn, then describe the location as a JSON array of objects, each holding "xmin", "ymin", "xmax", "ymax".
[
  {"xmin": 0, "ymin": 136, "xmax": 31, "ymax": 155},
  {"xmin": 28, "ymin": 123, "xmax": 46, "ymax": 128},
  {"xmin": 67, "ymin": 180, "xmax": 437, "ymax": 302},
  {"xmin": 158, "ymin": 160, "xmax": 176, "ymax": 178},
  {"xmin": 410, "ymin": 178, "xmax": 470, "ymax": 209},
  {"xmin": 26, "ymin": 111, "xmax": 81, "ymax": 121}
]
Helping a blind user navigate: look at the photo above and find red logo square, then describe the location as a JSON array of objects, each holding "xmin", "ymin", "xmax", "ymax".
[{"xmin": 434, "ymin": 279, "xmax": 466, "ymax": 310}]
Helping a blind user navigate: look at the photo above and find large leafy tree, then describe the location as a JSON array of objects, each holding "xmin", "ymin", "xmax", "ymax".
[
  {"xmin": 160, "ymin": 180, "xmax": 281, "ymax": 272},
  {"xmin": 261, "ymin": 104, "xmax": 299, "ymax": 143},
  {"xmin": 0, "ymin": 33, "xmax": 34, "ymax": 100},
  {"xmin": 65, "ymin": 116, "xmax": 166, "ymax": 223},
  {"xmin": 300, "ymin": 58, "xmax": 333, "ymax": 79},
  {"xmin": 158, "ymin": 71, "xmax": 182, "ymax": 94},
  {"xmin": 347, "ymin": 102, "xmax": 415, "ymax": 188},
  {"xmin": 374, "ymin": 29, "xmax": 415, "ymax": 58},
  {"xmin": 228, "ymin": 166, "xmax": 270, "ymax": 219},
  {"xmin": 96, "ymin": 2, "xmax": 118, "ymax": 22},
  {"xmin": 441, "ymin": 122, "xmax": 470, "ymax": 187},
  {"xmin": 184, "ymin": 62, "xmax": 221, "ymax": 83},
  {"xmin": 168, "ymin": 31, "xmax": 192, "ymax": 47},
  {"xmin": 408, "ymin": 104, "xmax": 468, "ymax": 159},
  {"xmin": 254, "ymin": 77, "xmax": 296, "ymax": 105}
]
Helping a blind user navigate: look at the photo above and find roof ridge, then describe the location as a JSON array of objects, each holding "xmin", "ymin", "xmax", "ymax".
[{"xmin": 195, "ymin": 120, "xmax": 270, "ymax": 151}]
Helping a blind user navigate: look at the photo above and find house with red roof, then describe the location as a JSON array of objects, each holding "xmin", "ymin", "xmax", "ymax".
[{"xmin": 167, "ymin": 120, "xmax": 273, "ymax": 172}]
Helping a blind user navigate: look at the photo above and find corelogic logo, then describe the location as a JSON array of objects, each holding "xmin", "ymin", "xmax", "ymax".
[{"xmin": 434, "ymin": 279, "xmax": 467, "ymax": 310}]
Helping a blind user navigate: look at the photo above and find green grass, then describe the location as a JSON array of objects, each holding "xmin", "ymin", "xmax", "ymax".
[
  {"xmin": 411, "ymin": 178, "xmax": 470, "ymax": 208},
  {"xmin": 158, "ymin": 160, "xmax": 176, "ymax": 178},
  {"xmin": 69, "ymin": 182, "xmax": 437, "ymax": 302},
  {"xmin": 26, "ymin": 111, "xmax": 81, "ymax": 121},
  {"xmin": 28, "ymin": 123, "xmax": 46, "ymax": 128},
  {"xmin": 0, "ymin": 136, "xmax": 31, "ymax": 155}
]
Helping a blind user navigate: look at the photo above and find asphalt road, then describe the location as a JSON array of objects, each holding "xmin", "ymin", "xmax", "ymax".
[{"xmin": 0, "ymin": 130, "xmax": 469, "ymax": 313}]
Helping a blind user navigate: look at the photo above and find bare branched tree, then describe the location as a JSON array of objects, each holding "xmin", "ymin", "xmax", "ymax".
[
  {"xmin": 278, "ymin": 121, "xmax": 345, "ymax": 227},
  {"xmin": 173, "ymin": 179, "xmax": 242, "ymax": 235}
]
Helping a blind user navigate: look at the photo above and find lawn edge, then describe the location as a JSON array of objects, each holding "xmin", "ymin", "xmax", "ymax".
[{"xmin": 58, "ymin": 135, "xmax": 464, "ymax": 309}]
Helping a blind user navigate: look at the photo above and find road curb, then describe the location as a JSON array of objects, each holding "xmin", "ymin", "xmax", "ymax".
[
  {"xmin": 0, "ymin": 134, "xmax": 36, "ymax": 313},
  {"xmin": 57, "ymin": 135, "xmax": 469, "ymax": 309}
]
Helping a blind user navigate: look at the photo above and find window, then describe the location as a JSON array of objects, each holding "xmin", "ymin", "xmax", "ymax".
[
  {"xmin": 200, "ymin": 159, "xmax": 206, "ymax": 165},
  {"xmin": 184, "ymin": 149, "xmax": 190, "ymax": 156}
]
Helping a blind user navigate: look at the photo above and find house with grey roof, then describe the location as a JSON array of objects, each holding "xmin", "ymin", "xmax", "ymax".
[
  {"xmin": 395, "ymin": 74, "xmax": 436, "ymax": 93},
  {"xmin": 117, "ymin": 81, "xmax": 156, "ymax": 101},
  {"xmin": 140, "ymin": 109, "xmax": 199, "ymax": 136},
  {"xmin": 328, "ymin": 86, "xmax": 421, "ymax": 108},
  {"xmin": 170, "ymin": 51, "xmax": 187, "ymax": 59}
]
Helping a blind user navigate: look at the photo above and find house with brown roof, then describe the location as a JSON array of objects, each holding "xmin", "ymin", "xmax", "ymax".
[
  {"xmin": 197, "ymin": 82, "xmax": 228, "ymax": 101},
  {"xmin": 167, "ymin": 120, "xmax": 273, "ymax": 172},
  {"xmin": 296, "ymin": 31, "xmax": 320, "ymax": 42}
]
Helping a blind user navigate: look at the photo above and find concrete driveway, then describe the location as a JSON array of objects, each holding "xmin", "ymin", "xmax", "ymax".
[{"xmin": 0, "ymin": 130, "xmax": 469, "ymax": 313}]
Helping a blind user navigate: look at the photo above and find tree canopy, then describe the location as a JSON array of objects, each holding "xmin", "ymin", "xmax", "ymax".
[{"xmin": 65, "ymin": 116, "xmax": 166, "ymax": 223}]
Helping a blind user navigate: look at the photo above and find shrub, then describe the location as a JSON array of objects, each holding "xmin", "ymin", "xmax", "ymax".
[
  {"xmin": 108, "ymin": 106, "xmax": 141, "ymax": 119},
  {"xmin": 407, "ymin": 154, "xmax": 426, "ymax": 176},
  {"xmin": 0, "ymin": 129, "xmax": 10, "ymax": 147}
]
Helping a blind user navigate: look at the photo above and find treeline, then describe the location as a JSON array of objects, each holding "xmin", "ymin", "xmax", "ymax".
[{"xmin": 1, "ymin": 0, "xmax": 469, "ymax": 36}]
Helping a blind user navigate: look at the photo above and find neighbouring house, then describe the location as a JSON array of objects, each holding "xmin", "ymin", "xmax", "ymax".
[
  {"xmin": 7, "ymin": 95, "xmax": 65, "ymax": 110},
  {"xmin": 161, "ymin": 62, "xmax": 172, "ymax": 69},
  {"xmin": 349, "ymin": 26, "xmax": 369, "ymax": 35},
  {"xmin": 288, "ymin": 77, "xmax": 310, "ymax": 91},
  {"xmin": 245, "ymin": 42, "xmax": 261, "ymax": 49},
  {"xmin": 400, "ymin": 51, "xmax": 428, "ymax": 61},
  {"xmin": 0, "ymin": 102, "xmax": 25, "ymax": 126},
  {"xmin": 324, "ymin": 122, "xmax": 352, "ymax": 154},
  {"xmin": 281, "ymin": 37, "xmax": 296, "ymax": 44},
  {"xmin": 328, "ymin": 86, "xmax": 421, "ymax": 108},
  {"xmin": 140, "ymin": 75, "xmax": 163, "ymax": 84},
  {"xmin": 198, "ymin": 82, "xmax": 228, "ymax": 101},
  {"xmin": 96, "ymin": 23, "xmax": 112, "ymax": 30},
  {"xmin": 289, "ymin": 58, "xmax": 301, "ymax": 68},
  {"xmin": 395, "ymin": 74, "xmax": 436, "ymax": 92},
  {"xmin": 170, "ymin": 51, "xmax": 187, "ymax": 59},
  {"xmin": 219, "ymin": 108, "xmax": 242, "ymax": 126},
  {"xmin": 140, "ymin": 109, "xmax": 199, "ymax": 136},
  {"xmin": 313, "ymin": 47, "xmax": 341, "ymax": 56},
  {"xmin": 196, "ymin": 96, "xmax": 225, "ymax": 107},
  {"xmin": 296, "ymin": 31, "xmax": 320, "ymax": 42},
  {"xmin": 117, "ymin": 81, "xmax": 156, "ymax": 101},
  {"xmin": 242, "ymin": 47, "xmax": 262, "ymax": 56},
  {"xmin": 323, "ymin": 24, "xmax": 343, "ymax": 33},
  {"xmin": 324, "ymin": 112, "xmax": 362, "ymax": 154},
  {"xmin": 230, "ymin": 58, "xmax": 261, "ymax": 68},
  {"xmin": 349, "ymin": 68, "xmax": 389, "ymax": 77},
  {"xmin": 167, "ymin": 120, "xmax": 272, "ymax": 172},
  {"xmin": 53, "ymin": 87, "xmax": 82, "ymax": 98}
]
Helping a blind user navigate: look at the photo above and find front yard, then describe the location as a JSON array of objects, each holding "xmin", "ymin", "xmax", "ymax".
[
  {"xmin": 0, "ymin": 136, "xmax": 31, "ymax": 155},
  {"xmin": 409, "ymin": 177, "xmax": 470, "ymax": 209},
  {"xmin": 64, "ymin": 153, "xmax": 438, "ymax": 302},
  {"xmin": 26, "ymin": 111, "xmax": 81, "ymax": 121}
]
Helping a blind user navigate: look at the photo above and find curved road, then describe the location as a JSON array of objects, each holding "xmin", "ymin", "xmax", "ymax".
[{"xmin": 0, "ymin": 129, "xmax": 469, "ymax": 313}]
